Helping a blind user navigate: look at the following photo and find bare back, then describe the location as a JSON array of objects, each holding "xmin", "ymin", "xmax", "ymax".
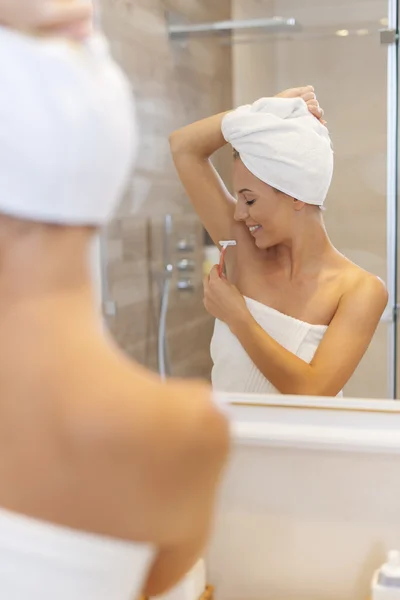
[
  {"xmin": 0, "ymin": 317, "xmax": 227, "ymax": 545},
  {"xmin": 0, "ymin": 222, "xmax": 229, "ymax": 595}
]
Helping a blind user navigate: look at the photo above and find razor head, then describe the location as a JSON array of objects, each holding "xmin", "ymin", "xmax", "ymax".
[{"xmin": 219, "ymin": 240, "xmax": 237, "ymax": 248}]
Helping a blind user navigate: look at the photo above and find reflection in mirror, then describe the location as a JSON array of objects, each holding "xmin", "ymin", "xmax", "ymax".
[{"xmin": 100, "ymin": 0, "xmax": 397, "ymax": 400}]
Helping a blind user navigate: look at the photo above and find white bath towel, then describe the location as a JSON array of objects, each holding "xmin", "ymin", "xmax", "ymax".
[
  {"xmin": 211, "ymin": 296, "xmax": 342, "ymax": 397},
  {"xmin": 0, "ymin": 26, "xmax": 135, "ymax": 225},
  {"xmin": 221, "ymin": 97, "xmax": 333, "ymax": 206}
]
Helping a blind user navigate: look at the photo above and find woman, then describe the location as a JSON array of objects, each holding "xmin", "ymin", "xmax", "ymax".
[
  {"xmin": 170, "ymin": 89, "xmax": 387, "ymax": 396},
  {"xmin": 0, "ymin": 2, "xmax": 229, "ymax": 599}
]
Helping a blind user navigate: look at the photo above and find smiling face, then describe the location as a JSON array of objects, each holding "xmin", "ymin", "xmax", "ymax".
[{"xmin": 232, "ymin": 157, "xmax": 299, "ymax": 250}]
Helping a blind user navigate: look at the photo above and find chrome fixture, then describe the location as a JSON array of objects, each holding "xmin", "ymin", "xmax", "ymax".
[
  {"xmin": 167, "ymin": 15, "xmax": 300, "ymax": 40},
  {"xmin": 157, "ymin": 220, "xmax": 198, "ymax": 380},
  {"xmin": 177, "ymin": 279, "xmax": 194, "ymax": 291},
  {"xmin": 177, "ymin": 258, "xmax": 195, "ymax": 272},
  {"xmin": 177, "ymin": 238, "xmax": 195, "ymax": 252},
  {"xmin": 158, "ymin": 215, "xmax": 173, "ymax": 381},
  {"xmin": 176, "ymin": 235, "xmax": 196, "ymax": 292}
]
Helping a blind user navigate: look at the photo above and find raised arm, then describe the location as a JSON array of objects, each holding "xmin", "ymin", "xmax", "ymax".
[
  {"xmin": 169, "ymin": 86, "xmax": 324, "ymax": 248},
  {"xmin": 169, "ymin": 112, "xmax": 235, "ymax": 247}
]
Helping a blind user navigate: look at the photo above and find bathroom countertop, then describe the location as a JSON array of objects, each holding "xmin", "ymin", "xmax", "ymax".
[{"xmin": 214, "ymin": 392, "xmax": 400, "ymax": 454}]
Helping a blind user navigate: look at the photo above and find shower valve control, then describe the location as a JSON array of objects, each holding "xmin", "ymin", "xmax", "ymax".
[
  {"xmin": 177, "ymin": 258, "xmax": 195, "ymax": 271},
  {"xmin": 177, "ymin": 279, "xmax": 194, "ymax": 291},
  {"xmin": 177, "ymin": 239, "xmax": 195, "ymax": 252}
]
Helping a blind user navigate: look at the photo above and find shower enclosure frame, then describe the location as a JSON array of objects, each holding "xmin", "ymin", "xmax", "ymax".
[{"xmin": 386, "ymin": 0, "xmax": 399, "ymax": 398}]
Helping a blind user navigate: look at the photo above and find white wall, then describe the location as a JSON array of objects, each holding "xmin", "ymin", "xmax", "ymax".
[
  {"xmin": 207, "ymin": 396, "xmax": 400, "ymax": 600},
  {"xmin": 232, "ymin": 0, "xmax": 276, "ymax": 104},
  {"xmin": 209, "ymin": 448, "xmax": 400, "ymax": 600}
]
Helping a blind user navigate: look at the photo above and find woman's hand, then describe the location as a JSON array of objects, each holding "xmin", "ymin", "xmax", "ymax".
[
  {"xmin": 0, "ymin": 0, "xmax": 93, "ymax": 39},
  {"xmin": 276, "ymin": 85, "xmax": 327, "ymax": 125},
  {"xmin": 203, "ymin": 266, "xmax": 250, "ymax": 329}
]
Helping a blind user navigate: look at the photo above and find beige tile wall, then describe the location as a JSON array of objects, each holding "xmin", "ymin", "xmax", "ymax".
[
  {"xmin": 99, "ymin": 0, "xmax": 232, "ymax": 378},
  {"xmin": 232, "ymin": 0, "xmax": 276, "ymax": 103}
]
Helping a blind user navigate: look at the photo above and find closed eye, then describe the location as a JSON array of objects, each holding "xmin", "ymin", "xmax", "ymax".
[{"xmin": 245, "ymin": 199, "xmax": 256, "ymax": 206}]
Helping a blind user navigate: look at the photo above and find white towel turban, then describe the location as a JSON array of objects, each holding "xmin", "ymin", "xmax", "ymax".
[
  {"xmin": 221, "ymin": 97, "xmax": 333, "ymax": 206},
  {"xmin": 0, "ymin": 26, "xmax": 135, "ymax": 225}
]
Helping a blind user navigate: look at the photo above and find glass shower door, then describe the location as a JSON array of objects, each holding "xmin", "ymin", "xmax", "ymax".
[
  {"xmin": 386, "ymin": 0, "xmax": 399, "ymax": 398},
  {"xmin": 233, "ymin": 0, "xmax": 398, "ymax": 398}
]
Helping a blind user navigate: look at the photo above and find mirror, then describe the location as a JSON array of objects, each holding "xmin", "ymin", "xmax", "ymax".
[{"xmin": 96, "ymin": 0, "xmax": 398, "ymax": 400}]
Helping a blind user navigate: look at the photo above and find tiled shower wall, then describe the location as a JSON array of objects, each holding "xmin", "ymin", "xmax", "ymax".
[{"xmin": 99, "ymin": 0, "xmax": 232, "ymax": 378}]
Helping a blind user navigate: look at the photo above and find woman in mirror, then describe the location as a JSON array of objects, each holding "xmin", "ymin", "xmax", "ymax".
[{"xmin": 170, "ymin": 88, "xmax": 387, "ymax": 397}]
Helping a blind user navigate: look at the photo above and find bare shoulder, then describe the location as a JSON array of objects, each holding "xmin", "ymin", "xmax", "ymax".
[
  {"xmin": 63, "ymin": 352, "xmax": 229, "ymax": 542},
  {"xmin": 337, "ymin": 255, "xmax": 388, "ymax": 312},
  {"xmin": 70, "ymin": 352, "xmax": 228, "ymax": 457},
  {"xmin": 123, "ymin": 367, "xmax": 228, "ymax": 447}
]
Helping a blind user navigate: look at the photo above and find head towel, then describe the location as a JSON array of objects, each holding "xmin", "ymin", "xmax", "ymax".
[{"xmin": 221, "ymin": 97, "xmax": 333, "ymax": 206}]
